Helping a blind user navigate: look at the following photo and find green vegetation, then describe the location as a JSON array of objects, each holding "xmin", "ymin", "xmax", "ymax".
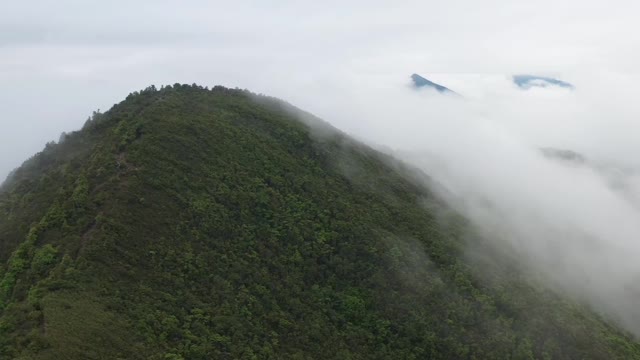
[{"xmin": 0, "ymin": 84, "xmax": 638, "ymax": 359}]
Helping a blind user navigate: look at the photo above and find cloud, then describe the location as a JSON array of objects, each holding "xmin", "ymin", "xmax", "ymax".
[{"xmin": 297, "ymin": 71, "xmax": 640, "ymax": 334}]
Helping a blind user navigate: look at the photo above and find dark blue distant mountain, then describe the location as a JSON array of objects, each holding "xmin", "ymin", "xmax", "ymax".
[
  {"xmin": 411, "ymin": 73, "xmax": 457, "ymax": 94},
  {"xmin": 513, "ymin": 75, "xmax": 573, "ymax": 89}
]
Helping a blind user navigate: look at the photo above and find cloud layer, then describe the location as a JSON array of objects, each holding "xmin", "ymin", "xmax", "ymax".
[
  {"xmin": 2, "ymin": 0, "xmax": 639, "ymax": 180},
  {"xmin": 309, "ymin": 73, "xmax": 640, "ymax": 333}
]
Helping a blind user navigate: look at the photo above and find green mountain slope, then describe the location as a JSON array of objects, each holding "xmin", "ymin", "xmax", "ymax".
[{"xmin": 0, "ymin": 84, "xmax": 638, "ymax": 359}]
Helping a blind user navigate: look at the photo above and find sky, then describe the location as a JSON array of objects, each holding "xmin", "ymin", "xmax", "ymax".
[
  {"xmin": 3, "ymin": 0, "xmax": 640, "ymax": 334},
  {"xmin": 2, "ymin": 0, "xmax": 639, "ymax": 180}
]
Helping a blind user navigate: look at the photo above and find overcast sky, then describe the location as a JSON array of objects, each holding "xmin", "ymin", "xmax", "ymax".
[{"xmin": 2, "ymin": 0, "xmax": 640, "ymax": 180}]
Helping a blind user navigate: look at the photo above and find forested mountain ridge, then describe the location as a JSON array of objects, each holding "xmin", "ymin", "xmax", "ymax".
[{"xmin": 0, "ymin": 84, "xmax": 638, "ymax": 359}]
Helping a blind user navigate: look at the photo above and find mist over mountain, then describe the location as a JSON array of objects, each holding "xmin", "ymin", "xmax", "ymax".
[
  {"xmin": 542, "ymin": 147, "xmax": 640, "ymax": 210},
  {"xmin": 3, "ymin": 1, "xmax": 640, "ymax": 359},
  {"xmin": 310, "ymin": 72, "xmax": 640, "ymax": 340},
  {"xmin": 1, "ymin": 85, "xmax": 639, "ymax": 359}
]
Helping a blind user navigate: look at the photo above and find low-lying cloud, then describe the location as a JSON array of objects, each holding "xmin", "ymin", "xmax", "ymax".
[{"xmin": 300, "ymin": 72, "xmax": 640, "ymax": 335}]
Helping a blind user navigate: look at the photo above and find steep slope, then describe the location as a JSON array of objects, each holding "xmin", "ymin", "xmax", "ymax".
[{"xmin": 0, "ymin": 84, "xmax": 638, "ymax": 359}]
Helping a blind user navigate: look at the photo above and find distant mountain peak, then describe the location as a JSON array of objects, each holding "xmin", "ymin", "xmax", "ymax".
[
  {"xmin": 410, "ymin": 73, "xmax": 457, "ymax": 94},
  {"xmin": 540, "ymin": 147, "xmax": 586, "ymax": 163},
  {"xmin": 513, "ymin": 74, "xmax": 574, "ymax": 90}
]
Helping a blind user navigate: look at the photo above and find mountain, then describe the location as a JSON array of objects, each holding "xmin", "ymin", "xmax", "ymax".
[
  {"xmin": 541, "ymin": 147, "xmax": 586, "ymax": 163},
  {"xmin": 410, "ymin": 73, "xmax": 457, "ymax": 94},
  {"xmin": 513, "ymin": 75, "xmax": 574, "ymax": 89},
  {"xmin": 1, "ymin": 84, "xmax": 639, "ymax": 359}
]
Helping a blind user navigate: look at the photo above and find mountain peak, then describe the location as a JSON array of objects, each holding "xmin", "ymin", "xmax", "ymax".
[
  {"xmin": 513, "ymin": 74, "xmax": 574, "ymax": 89},
  {"xmin": 410, "ymin": 73, "xmax": 457, "ymax": 94}
]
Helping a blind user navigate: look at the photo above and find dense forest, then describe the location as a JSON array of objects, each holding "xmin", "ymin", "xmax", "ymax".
[{"xmin": 0, "ymin": 84, "xmax": 638, "ymax": 359}]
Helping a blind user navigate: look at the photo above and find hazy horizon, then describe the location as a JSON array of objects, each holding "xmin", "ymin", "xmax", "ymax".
[{"xmin": 3, "ymin": 0, "xmax": 639, "ymax": 180}]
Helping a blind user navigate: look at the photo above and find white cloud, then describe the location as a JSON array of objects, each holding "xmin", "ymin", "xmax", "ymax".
[{"xmin": 298, "ymin": 71, "xmax": 640, "ymax": 334}]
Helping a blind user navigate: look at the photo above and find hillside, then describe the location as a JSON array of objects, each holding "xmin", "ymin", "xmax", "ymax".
[{"xmin": 0, "ymin": 84, "xmax": 639, "ymax": 359}]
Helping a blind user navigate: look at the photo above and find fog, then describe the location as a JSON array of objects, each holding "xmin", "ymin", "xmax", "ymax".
[
  {"xmin": 2, "ymin": 0, "xmax": 640, "ymax": 335},
  {"xmin": 305, "ymin": 72, "xmax": 640, "ymax": 334}
]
